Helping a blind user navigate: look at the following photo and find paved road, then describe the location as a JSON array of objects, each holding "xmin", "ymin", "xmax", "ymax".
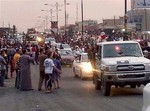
[{"xmin": 0, "ymin": 65, "xmax": 143, "ymax": 111}]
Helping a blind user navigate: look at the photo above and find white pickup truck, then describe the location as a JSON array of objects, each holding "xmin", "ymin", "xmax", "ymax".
[{"xmin": 93, "ymin": 41, "xmax": 150, "ymax": 96}]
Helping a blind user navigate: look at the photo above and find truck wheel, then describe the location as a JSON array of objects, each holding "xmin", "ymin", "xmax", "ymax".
[
  {"xmin": 70, "ymin": 65, "xmax": 73, "ymax": 68},
  {"xmin": 95, "ymin": 79, "xmax": 101, "ymax": 90},
  {"xmin": 130, "ymin": 85, "xmax": 136, "ymax": 88},
  {"xmin": 102, "ymin": 81, "xmax": 111, "ymax": 96},
  {"xmin": 73, "ymin": 67, "xmax": 77, "ymax": 78},
  {"xmin": 80, "ymin": 71, "xmax": 84, "ymax": 80},
  {"xmin": 93, "ymin": 75, "xmax": 96, "ymax": 84}
]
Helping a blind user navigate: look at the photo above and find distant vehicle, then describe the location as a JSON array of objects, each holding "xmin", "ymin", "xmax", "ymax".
[
  {"xmin": 94, "ymin": 41, "xmax": 150, "ymax": 96},
  {"xmin": 73, "ymin": 53, "xmax": 93, "ymax": 80},
  {"xmin": 58, "ymin": 49, "xmax": 75, "ymax": 67},
  {"xmin": 26, "ymin": 34, "xmax": 38, "ymax": 45},
  {"xmin": 45, "ymin": 38, "xmax": 56, "ymax": 45},
  {"xmin": 9, "ymin": 39, "xmax": 15, "ymax": 44},
  {"xmin": 56, "ymin": 43, "xmax": 71, "ymax": 50},
  {"xmin": 27, "ymin": 28, "xmax": 36, "ymax": 34}
]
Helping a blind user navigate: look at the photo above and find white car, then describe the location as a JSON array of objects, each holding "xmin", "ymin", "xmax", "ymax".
[
  {"xmin": 73, "ymin": 53, "xmax": 93, "ymax": 80},
  {"xmin": 142, "ymin": 83, "xmax": 150, "ymax": 111}
]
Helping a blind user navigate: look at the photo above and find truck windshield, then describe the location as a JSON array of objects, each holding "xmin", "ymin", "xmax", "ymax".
[{"xmin": 103, "ymin": 43, "xmax": 143, "ymax": 58}]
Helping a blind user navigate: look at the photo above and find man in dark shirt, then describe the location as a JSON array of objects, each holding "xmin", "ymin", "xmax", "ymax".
[
  {"xmin": 0, "ymin": 50, "xmax": 7, "ymax": 87},
  {"xmin": 38, "ymin": 48, "xmax": 47, "ymax": 91}
]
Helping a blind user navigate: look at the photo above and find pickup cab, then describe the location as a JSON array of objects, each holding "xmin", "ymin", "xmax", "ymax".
[{"xmin": 94, "ymin": 41, "xmax": 150, "ymax": 96}]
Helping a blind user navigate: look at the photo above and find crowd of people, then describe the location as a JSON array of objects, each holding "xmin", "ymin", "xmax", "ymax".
[
  {"xmin": 0, "ymin": 32, "xmax": 134, "ymax": 93},
  {"xmin": 0, "ymin": 43, "xmax": 62, "ymax": 93}
]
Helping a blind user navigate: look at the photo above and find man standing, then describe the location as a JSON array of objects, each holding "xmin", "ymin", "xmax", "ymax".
[
  {"xmin": 13, "ymin": 49, "xmax": 21, "ymax": 88},
  {"xmin": 38, "ymin": 48, "xmax": 47, "ymax": 91},
  {"xmin": 87, "ymin": 44, "xmax": 96, "ymax": 82},
  {"xmin": 19, "ymin": 49, "xmax": 33, "ymax": 91},
  {"xmin": 0, "ymin": 50, "xmax": 7, "ymax": 87}
]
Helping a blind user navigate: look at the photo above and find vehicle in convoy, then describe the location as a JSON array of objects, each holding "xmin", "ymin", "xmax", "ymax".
[
  {"xmin": 45, "ymin": 38, "xmax": 56, "ymax": 45},
  {"xmin": 94, "ymin": 41, "xmax": 150, "ymax": 96},
  {"xmin": 142, "ymin": 83, "xmax": 150, "ymax": 111},
  {"xmin": 26, "ymin": 34, "xmax": 45, "ymax": 46},
  {"xmin": 73, "ymin": 53, "xmax": 93, "ymax": 80},
  {"xmin": 26, "ymin": 34, "xmax": 38, "ymax": 45},
  {"xmin": 58, "ymin": 49, "xmax": 75, "ymax": 67},
  {"xmin": 56, "ymin": 43, "xmax": 71, "ymax": 50}
]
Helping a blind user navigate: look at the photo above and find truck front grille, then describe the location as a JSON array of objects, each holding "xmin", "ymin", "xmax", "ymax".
[
  {"xmin": 118, "ymin": 74, "xmax": 145, "ymax": 79},
  {"xmin": 117, "ymin": 64, "xmax": 145, "ymax": 71}
]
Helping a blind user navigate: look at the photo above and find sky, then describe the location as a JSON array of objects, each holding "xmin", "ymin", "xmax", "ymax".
[{"xmin": 0, "ymin": 0, "xmax": 131, "ymax": 32}]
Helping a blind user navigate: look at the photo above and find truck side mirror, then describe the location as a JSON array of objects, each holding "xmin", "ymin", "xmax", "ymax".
[
  {"xmin": 96, "ymin": 53, "xmax": 101, "ymax": 60},
  {"xmin": 143, "ymin": 50, "xmax": 149, "ymax": 58}
]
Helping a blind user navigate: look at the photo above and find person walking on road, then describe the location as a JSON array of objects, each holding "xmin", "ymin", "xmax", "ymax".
[
  {"xmin": 19, "ymin": 49, "xmax": 34, "ymax": 91},
  {"xmin": 38, "ymin": 48, "xmax": 47, "ymax": 91},
  {"xmin": 44, "ymin": 52, "xmax": 61, "ymax": 93}
]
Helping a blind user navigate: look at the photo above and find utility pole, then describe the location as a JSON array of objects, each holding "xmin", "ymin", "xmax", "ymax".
[
  {"xmin": 64, "ymin": 0, "xmax": 67, "ymax": 38},
  {"xmin": 144, "ymin": 8, "xmax": 148, "ymax": 31},
  {"xmin": 2, "ymin": 21, "xmax": 4, "ymax": 27},
  {"xmin": 50, "ymin": 8, "xmax": 53, "ymax": 22},
  {"xmin": 56, "ymin": 2, "xmax": 59, "ymax": 23},
  {"xmin": 114, "ymin": 16, "xmax": 116, "ymax": 30},
  {"xmin": 124, "ymin": 0, "xmax": 127, "ymax": 32},
  {"xmin": 76, "ymin": 3, "xmax": 78, "ymax": 23},
  {"xmin": 76, "ymin": 3, "xmax": 79, "ymax": 33},
  {"xmin": 43, "ymin": 19, "xmax": 46, "ymax": 32},
  {"xmin": 56, "ymin": 2, "xmax": 59, "ymax": 34},
  {"xmin": 45, "ymin": 16, "xmax": 48, "ymax": 30},
  {"xmin": 144, "ymin": 0, "xmax": 146, "ymax": 6},
  {"xmin": 81, "ymin": 0, "xmax": 84, "ymax": 38}
]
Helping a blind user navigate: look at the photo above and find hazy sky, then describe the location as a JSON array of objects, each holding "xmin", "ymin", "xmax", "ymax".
[{"xmin": 0, "ymin": 0, "xmax": 131, "ymax": 32}]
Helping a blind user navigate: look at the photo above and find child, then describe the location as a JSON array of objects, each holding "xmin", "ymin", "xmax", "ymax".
[{"xmin": 44, "ymin": 53, "xmax": 61, "ymax": 93}]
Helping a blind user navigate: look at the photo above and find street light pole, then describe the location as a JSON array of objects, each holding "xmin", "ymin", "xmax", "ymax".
[
  {"xmin": 56, "ymin": 2, "xmax": 59, "ymax": 34},
  {"xmin": 50, "ymin": 9, "xmax": 53, "ymax": 22},
  {"xmin": 81, "ymin": 0, "xmax": 84, "ymax": 38},
  {"xmin": 56, "ymin": 2, "xmax": 59, "ymax": 23},
  {"xmin": 38, "ymin": 16, "xmax": 46, "ymax": 31},
  {"xmin": 144, "ymin": 8, "xmax": 148, "ymax": 31},
  {"xmin": 124, "ymin": 0, "xmax": 127, "ymax": 32},
  {"xmin": 64, "ymin": 0, "xmax": 67, "ymax": 38}
]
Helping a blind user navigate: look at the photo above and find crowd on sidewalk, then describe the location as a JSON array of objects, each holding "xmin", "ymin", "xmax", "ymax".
[{"xmin": 0, "ymin": 43, "xmax": 62, "ymax": 93}]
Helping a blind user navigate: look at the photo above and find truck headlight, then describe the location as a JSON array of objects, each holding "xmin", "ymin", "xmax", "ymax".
[
  {"xmin": 103, "ymin": 65, "xmax": 117, "ymax": 72},
  {"xmin": 36, "ymin": 37, "xmax": 42, "ymax": 42},
  {"xmin": 82, "ymin": 62, "xmax": 93, "ymax": 73},
  {"xmin": 145, "ymin": 64, "xmax": 150, "ymax": 70}
]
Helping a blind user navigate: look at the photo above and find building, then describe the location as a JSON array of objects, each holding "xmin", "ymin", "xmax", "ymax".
[
  {"xmin": 97, "ymin": 17, "xmax": 125, "ymax": 35},
  {"xmin": 128, "ymin": 8, "xmax": 150, "ymax": 31},
  {"xmin": 129, "ymin": 0, "xmax": 150, "ymax": 31},
  {"xmin": 75, "ymin": 20, "xmax": 98, "ymax": 34}
]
